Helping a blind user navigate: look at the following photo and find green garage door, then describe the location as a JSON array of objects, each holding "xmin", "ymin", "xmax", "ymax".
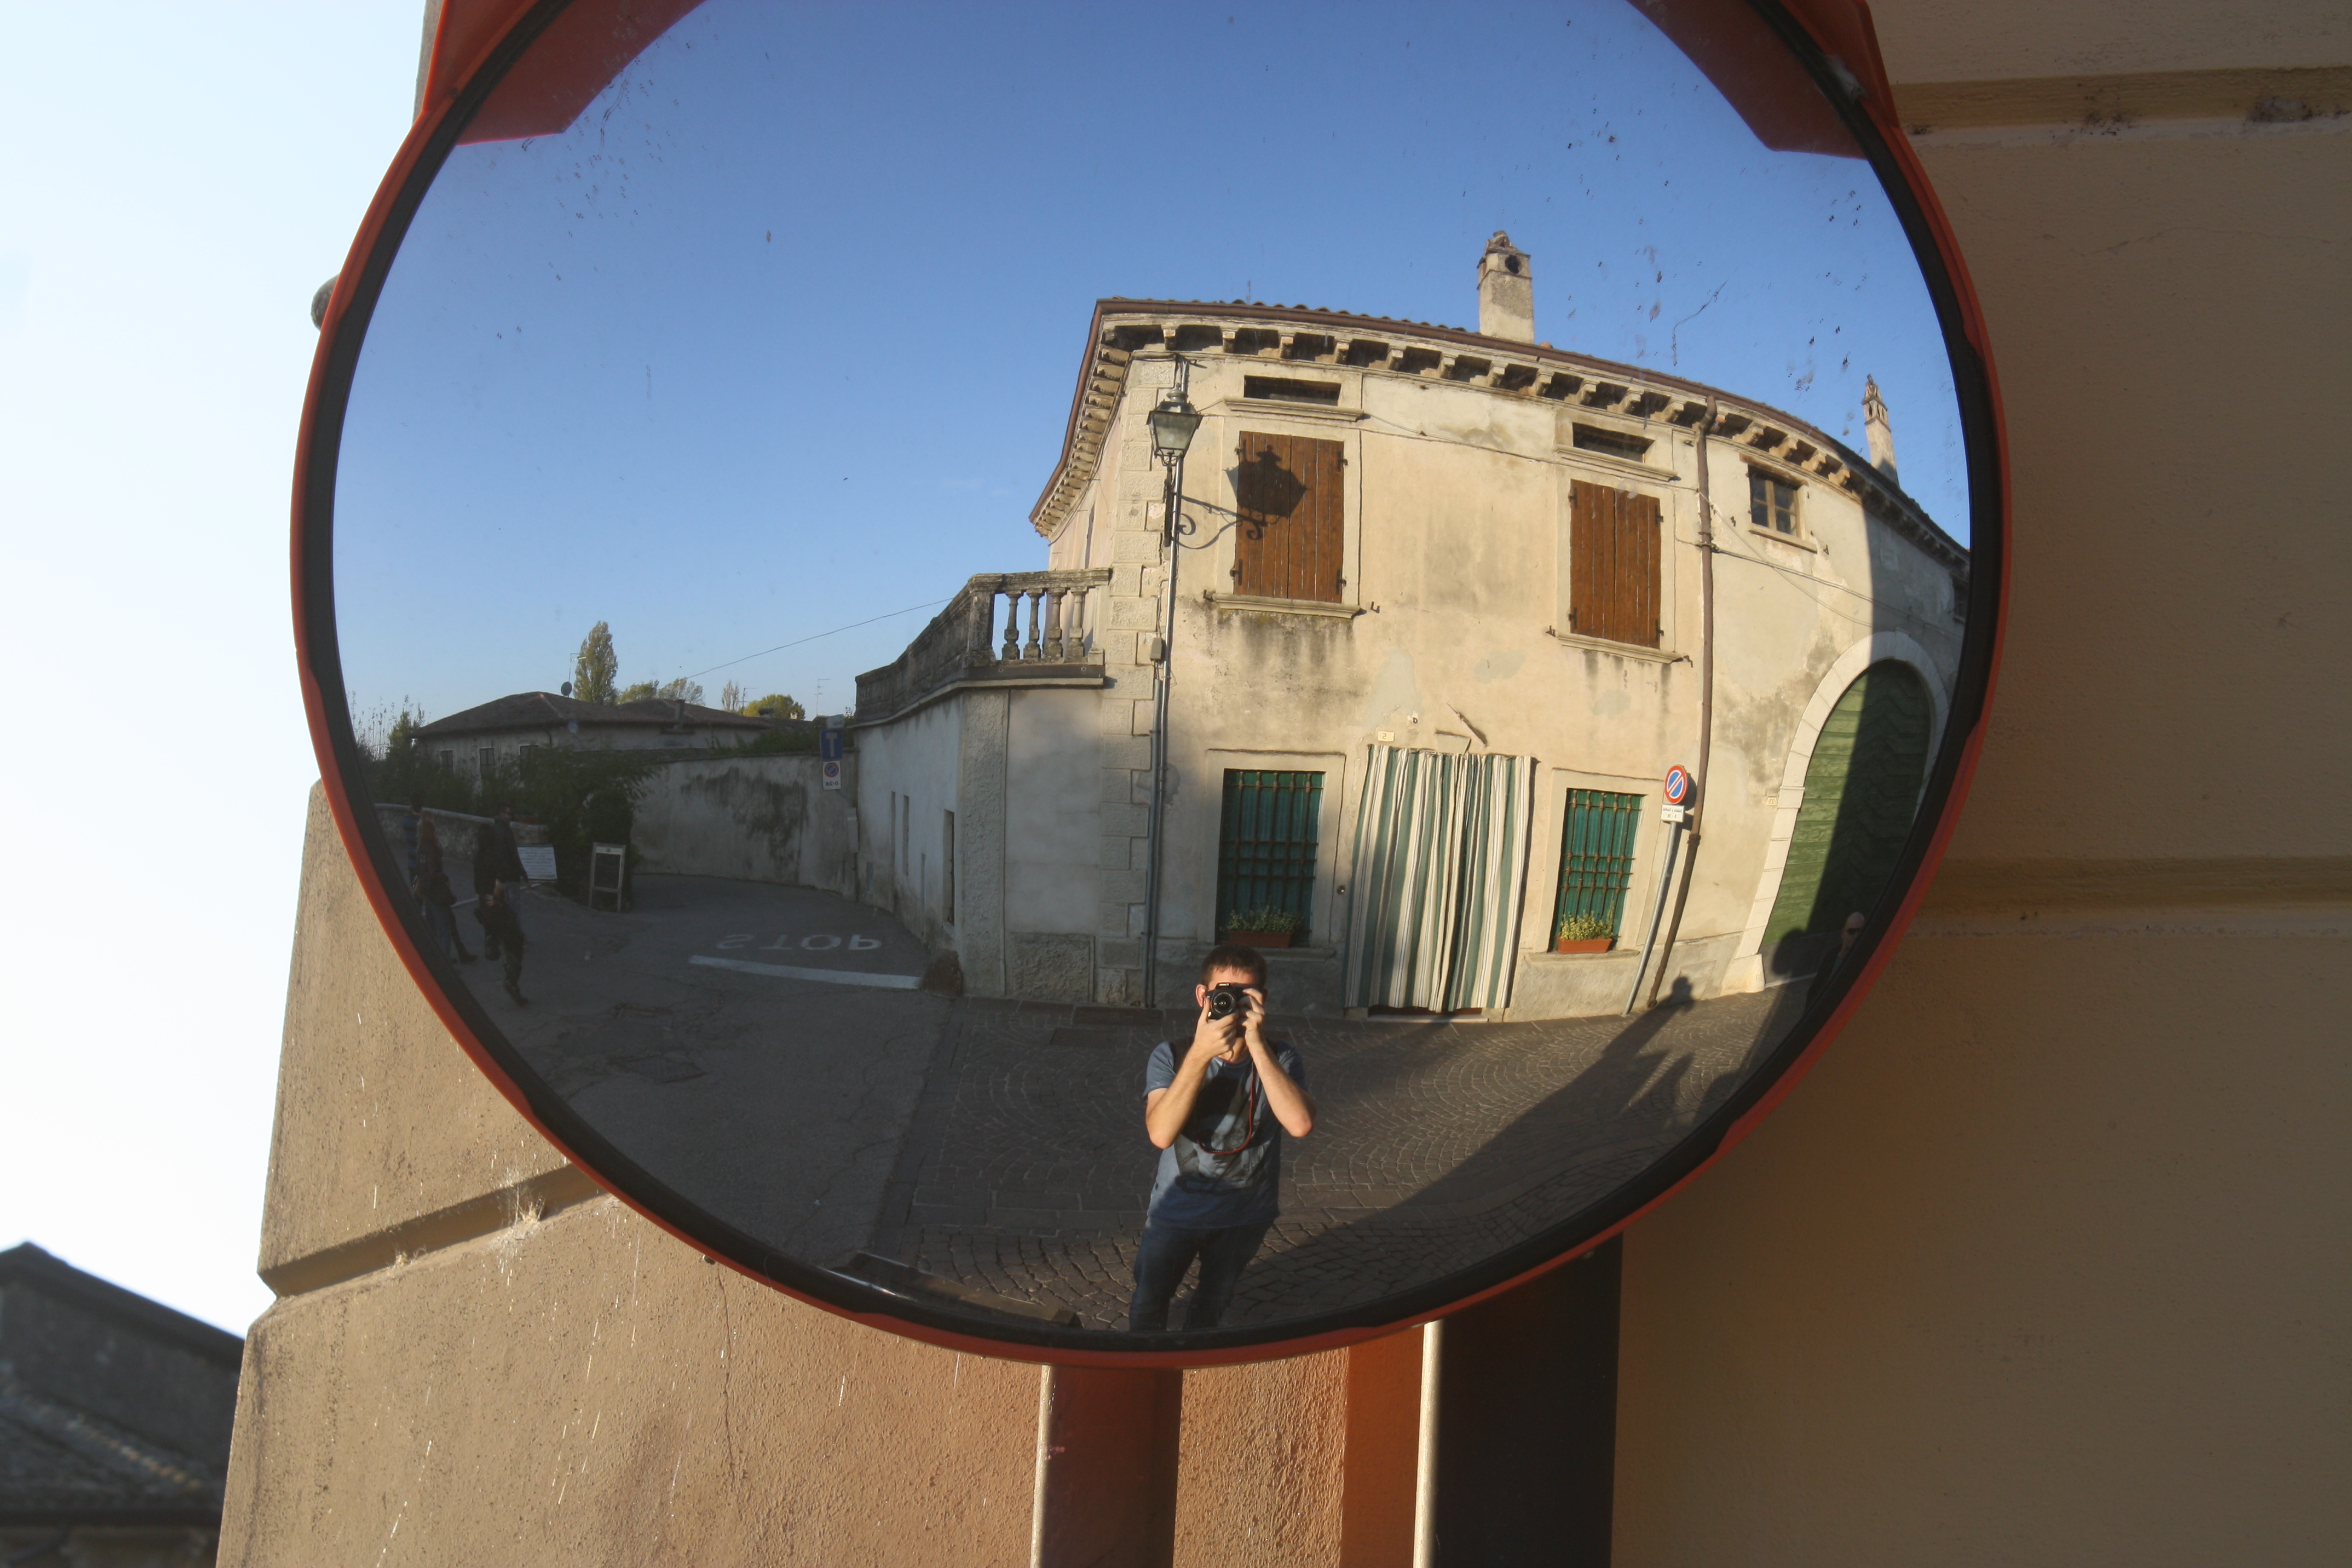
[{"xmin": 1763, "ymin": 661, "xmax": 1932, "ymax": 973}]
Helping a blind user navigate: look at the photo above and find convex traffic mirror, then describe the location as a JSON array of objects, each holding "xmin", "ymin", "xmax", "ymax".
[{"xmin": 301, "ymin": 0, "xmax": 2002, "ymax": 1358}]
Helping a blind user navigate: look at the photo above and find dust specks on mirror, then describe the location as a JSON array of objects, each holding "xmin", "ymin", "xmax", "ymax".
[{"xmin": 323, "ymin": 0, "xmax": 1979, "ymax": 1344}]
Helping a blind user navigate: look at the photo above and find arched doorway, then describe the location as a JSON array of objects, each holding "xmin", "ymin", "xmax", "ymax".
[{"xmin": 1761, "ymin": 660, "xmax": 1933, "ymax": 979}]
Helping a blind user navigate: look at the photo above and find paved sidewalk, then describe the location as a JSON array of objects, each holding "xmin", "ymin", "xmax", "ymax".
[
  {"xmin": 864, "ymin": 985, "xmax": 1808, "ymax": 1332},
  {"xmin": 423, "ymin": 861, "xmax": 1809, "ymax": 1333}
]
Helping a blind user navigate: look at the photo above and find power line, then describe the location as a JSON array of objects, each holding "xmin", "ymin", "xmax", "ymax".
[{"xmin": 678, "ymin": 598, "xmax": 950, "ymax": 683}]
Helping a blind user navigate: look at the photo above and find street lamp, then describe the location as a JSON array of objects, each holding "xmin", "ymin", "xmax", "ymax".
[
  {"xmin": 1139, "ymin": 388, "xmax": 1201, "ymax": 1006},
  {"xmin": 1147, "ymin": 394, "xmax": 1201, "ymax": 462}
]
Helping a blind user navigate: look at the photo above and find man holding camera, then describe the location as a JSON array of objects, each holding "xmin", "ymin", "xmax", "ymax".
[{"xmin": 1128, "ymin": 944, "xmax": 1316, "ymax": 1332}]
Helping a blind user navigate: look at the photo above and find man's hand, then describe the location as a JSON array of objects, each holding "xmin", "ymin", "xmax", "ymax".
[
  {"xmin": 1192, "ymin": 998, "xmax": 1244, "ymax": 1062},
  {"xmin": 1238, "ymin": 988, "xmax": 1316, "ymax": 1138},
  {"xmin": 1147, "ymin": 999, "xmax": 1236, "ymax": 1149}
]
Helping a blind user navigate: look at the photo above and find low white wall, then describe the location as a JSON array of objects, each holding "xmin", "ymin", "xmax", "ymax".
[
  {"xmin": 630, "ymin": 753, "xmax": 857, "ymax": 897},
  {"xmin": 370, "ymin": 803, "xmax": 547, "ymax": 873}
]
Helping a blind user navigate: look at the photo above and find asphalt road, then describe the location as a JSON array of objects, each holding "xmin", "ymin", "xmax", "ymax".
[
  {"xmin": 438, "ymin": 864, "xmax": 1811, "ymax": 1334},
  {"xmin": 448, "ymin": 870, "xmax": 942, "ymax": 1270}
]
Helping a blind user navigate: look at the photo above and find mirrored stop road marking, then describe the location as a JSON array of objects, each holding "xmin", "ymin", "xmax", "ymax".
[
  {"xmin": 714, "ymin": 933, "xmax": 884, "ymax": 952},
  {"xmin": 688, "ymin": 955, "xmax": 921, "ymax": 990}
]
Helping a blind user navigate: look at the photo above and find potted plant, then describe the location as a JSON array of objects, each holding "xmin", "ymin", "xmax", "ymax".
[
  {"xmin": 1553, "ymin": 912, "xmax": 1616, "ymax": 954},
  {"xmin": 1221, "ymin": 906, "xmax": 1304, "ymax": 949}
]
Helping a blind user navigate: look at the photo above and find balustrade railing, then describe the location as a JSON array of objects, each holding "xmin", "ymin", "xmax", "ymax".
[{"xmin": 855, "ymin": 567, "xmax": 1113, "ymax": 720}]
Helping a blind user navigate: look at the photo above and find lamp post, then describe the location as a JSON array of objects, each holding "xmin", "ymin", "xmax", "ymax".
[{"xmin": 1138, "ymin": 374, "xmax": 1199, "ymax": 1007}]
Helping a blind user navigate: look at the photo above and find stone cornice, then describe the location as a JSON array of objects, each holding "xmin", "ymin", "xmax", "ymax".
[{"xmin": 1029, "ymin": 299, "xmax": 1967, "ymax": 574}]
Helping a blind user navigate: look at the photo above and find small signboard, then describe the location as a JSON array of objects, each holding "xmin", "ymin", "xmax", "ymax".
[
  {"xmin": 819, "ymin": 727, "xmax": 844, "ymax": 762},
  {"xmin": 822, "ymin": 758, "xmax": 842, "ymax": 791},
  {"xmin": 515, "ymin": 844, "xmax": 558, "ymax": 883},
  {"xmin": 1662, "ymin": 765, "xmax": 1694, "ymax": 806},
  {"xmin": 589, "ymin": 841, "xmax": 627, "ymax": 911},
  {"xmin": 1660, "ymin": 802, "xmax": 1688, "ymax": 824}
]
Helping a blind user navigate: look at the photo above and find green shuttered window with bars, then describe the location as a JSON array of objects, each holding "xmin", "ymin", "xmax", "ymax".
[
  {"xmin": 1552, "ymin": 788, "xmax": 1642, "ymax": 939},
  {"xmin": 1215, "ymin": 770, "xmax": 1325, "ymax": 939}
]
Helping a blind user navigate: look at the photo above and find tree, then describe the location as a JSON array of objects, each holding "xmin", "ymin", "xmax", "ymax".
[
  {"xmin": 718, "ymin": 679, "xmax": 746, "ymax": 713},
  {"xmin": 617, "ymin": 675, "xmax": 705, "ymax": 705},
  {"xmin": 573, "ymin": 622, "xmax": 618, "ymax": 704},
  {"xmin": 739, "ymin": 692, "xmax": 805, "ymax": 720}
]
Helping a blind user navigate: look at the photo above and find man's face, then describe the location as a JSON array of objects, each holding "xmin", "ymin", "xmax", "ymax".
[{"xmin": 1195, "ymin": 967, "xmax": 1263, "ymax": 1053}]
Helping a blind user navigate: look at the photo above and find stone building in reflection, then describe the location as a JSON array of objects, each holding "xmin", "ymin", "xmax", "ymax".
[{"xmin": 854, "ymin": 236, "xmax": 1966, "ymax": 1014}]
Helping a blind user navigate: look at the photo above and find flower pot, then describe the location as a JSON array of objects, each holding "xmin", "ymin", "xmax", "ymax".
[
  {"xmin": 1223, "ymin": 930, "xmax": 1295, "ymax": 949},
  {"xmin": 1553, "ymin": 936, "xmax": 1614, "ymax": 955}
]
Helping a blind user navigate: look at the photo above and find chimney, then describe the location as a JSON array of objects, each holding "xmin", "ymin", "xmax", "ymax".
[
  {"xmin": 1863, "ymin": 375, "xmax": 1898, "ymax": 485},
  {"xmin": 1478, "ymin": 231, "xmax": 1534, "ymax": 342}
]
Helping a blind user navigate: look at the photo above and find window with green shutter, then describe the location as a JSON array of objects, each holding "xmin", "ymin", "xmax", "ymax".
[
  {"xmin": 1215, "ymin": 770, "xmax": 1324, "ymax": 939},
  {"xmin": 1552, "ymin": 788, "xmax": 1642, "ymax": 939}
]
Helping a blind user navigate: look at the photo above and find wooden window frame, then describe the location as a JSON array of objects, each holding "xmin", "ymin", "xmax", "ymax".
[
  {"xmin": 1565, "ymin": 478, "xmax": 1665, "ymax": 650},
  {"xmin": 1230, "ymin": 429, "xmax": 1348, "ymax": 607},
  {"xmin": 1745, "ymin": 463, "xmax": 1808, "ymax": 543}
]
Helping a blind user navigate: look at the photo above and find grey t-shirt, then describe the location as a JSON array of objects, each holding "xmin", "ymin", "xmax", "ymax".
[{"xmin": 1143, "ymin": 1039, "xmax": 1309, "ymax": 1229}]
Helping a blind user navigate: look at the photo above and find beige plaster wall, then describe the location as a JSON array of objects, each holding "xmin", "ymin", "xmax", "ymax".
[
  {"xmin": 224, "ymin": 5, "xmax": 2348, "ymax": 1564},
  {"xmin": 228, "ymin": 791, "xmax": 1042, "ymax": 1567},
  {"xmin": 1611, "ymin": 23, "xmax": 2352, "ymax": 1567}
]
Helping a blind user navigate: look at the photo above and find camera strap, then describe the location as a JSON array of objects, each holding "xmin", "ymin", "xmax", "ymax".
[{"xmin": 1190, "ymin": 1060, "xmax": 1259, "ymax": 1157}]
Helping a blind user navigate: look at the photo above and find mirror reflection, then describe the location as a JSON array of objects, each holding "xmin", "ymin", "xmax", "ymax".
[{"xmin": 328, "ymin": 0, "xmax": 1972, "ymax": 1338}]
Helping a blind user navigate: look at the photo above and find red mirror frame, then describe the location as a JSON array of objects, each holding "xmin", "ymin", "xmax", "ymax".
[{"xmin": 291, "ymin": 0, "xmax": 2007, "ymax": 1367}]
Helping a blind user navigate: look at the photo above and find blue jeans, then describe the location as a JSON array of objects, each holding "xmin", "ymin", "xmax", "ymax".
[{"xmin": 1128, "ymin": 1218, "xmax": 1273, "ymax": 1332}]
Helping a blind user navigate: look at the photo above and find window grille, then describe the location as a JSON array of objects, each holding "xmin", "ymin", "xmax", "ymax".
[
  {"xmin": 1552, "ymin": 788, "xmax": 1642, "ymax": 937},
  {"xmin": 1215, "ymin": 769, "xmax": 1325, "ymax": 939}
]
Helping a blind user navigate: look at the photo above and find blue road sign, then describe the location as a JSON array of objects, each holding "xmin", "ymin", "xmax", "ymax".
[
  {"xmin": 819, "ymin": 727, "xmax": 844, "ymax": 762},
  {"xmin": 1663, "ymin": 765, "xmax": 1694, "ymax": 806}
]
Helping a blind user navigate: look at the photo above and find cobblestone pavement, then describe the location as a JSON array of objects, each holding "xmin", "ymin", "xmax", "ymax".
[{"xmin": 865, "ymin": 984, "xmax": 1810, "ymax": 1332}]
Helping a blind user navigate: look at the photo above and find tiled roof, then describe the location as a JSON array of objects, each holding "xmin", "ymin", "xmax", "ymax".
[
  {"xmin": 0, "ymin": 1246, "xmax": 238, "ymax": 1527},
  {"xmin": 413, "ymin": 691, "xmax": 774, "ymax": 737},
  {"xmin": 0, "ymin": 1376, "xmax": 224, "ymax": 1524}
]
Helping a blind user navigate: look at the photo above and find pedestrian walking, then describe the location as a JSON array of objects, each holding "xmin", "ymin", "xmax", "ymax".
[
  {"xmin": 474, "ymin": 880, "xmax": 529, "ymax": 1005},
  {"xmin": 411, "ymin": 817, "xmax": 474, "ymax": 963}
]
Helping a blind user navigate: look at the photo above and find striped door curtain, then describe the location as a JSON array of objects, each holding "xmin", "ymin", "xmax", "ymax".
[{"xmin": 1344, "ymin": 745, "xmax": 1537, "ymax": 1012}]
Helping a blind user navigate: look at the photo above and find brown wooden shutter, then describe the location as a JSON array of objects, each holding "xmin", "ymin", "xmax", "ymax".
[
  {"xmin": 1569, "ymin": 480, "xmax": 1661, "ymax": 647},
  {"xmin": 1235, "ymin": 431, "xmax": 1344, "ymax": 603}
]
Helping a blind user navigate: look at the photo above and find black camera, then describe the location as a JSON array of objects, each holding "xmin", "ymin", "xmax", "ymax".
[{"xmin": 1206, "ymin": 982, "xmax": 1252, "ymax": 1020}]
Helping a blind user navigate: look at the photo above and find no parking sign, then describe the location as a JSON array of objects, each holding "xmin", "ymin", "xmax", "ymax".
[
  {"xmin": 822, "ymin": 758, "xmax": 841, "ymax": 791},
  {"xmin": 1662, "ymin": 764, "xmax": 1694, "ymax": 822}
]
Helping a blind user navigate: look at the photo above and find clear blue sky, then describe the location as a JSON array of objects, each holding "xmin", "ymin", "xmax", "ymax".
[
  {"xmin": 1, "ymin": 2, "xmax": 422, "ymax": 1331},
  {"xmin": 336, "ymin": 0, "xmax": 1969, "ymax": 733}
]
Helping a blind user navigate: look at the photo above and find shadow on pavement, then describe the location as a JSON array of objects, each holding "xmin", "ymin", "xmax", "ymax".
[{"xmin": 867, "ymin": 982, "xmax": 1809, "ymax": 1331}]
